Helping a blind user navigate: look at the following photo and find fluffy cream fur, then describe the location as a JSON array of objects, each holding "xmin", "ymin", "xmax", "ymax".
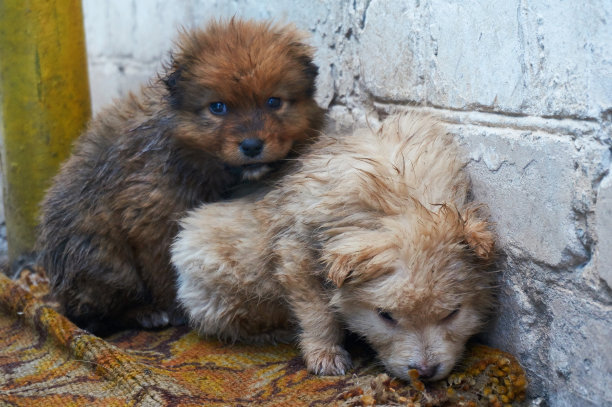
[{"xmin": 172, "ymin": 113, "xmax": 496, "ymax": 381}]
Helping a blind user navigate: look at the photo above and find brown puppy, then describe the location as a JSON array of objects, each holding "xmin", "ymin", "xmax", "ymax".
[
  {"xmin": 173, "ymin": 113, "xmax": 496, "ymax": 381},
  {"xmin": 36, "ymin": 19, "xmax": 324, "ymax": 336}
]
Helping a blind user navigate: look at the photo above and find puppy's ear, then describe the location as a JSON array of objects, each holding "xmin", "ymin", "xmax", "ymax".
[
  {"xmin": 297, "ymin": 55, "xmax": 319, "ymax": 97},
  {"xmin": 286, "ymin": 33, "xmax": 319, "ymax": 97},
  {"xmin": 302, "ymin": 58, "xmax": 319, "ymax": 81},
  {"xmin": 327, "ymin": 254, "xmax": 353, "ymax": 288},
  {"xmin": 163, "ymin": 61, "xmax": 183, "ymax": 108},
  {"xmin": 462, "ymin": 207, "xmax": 495, "ymax": 261},
  {"xmin": 324, "ymin": 230, "xmax": 396, "ymax": 287}
]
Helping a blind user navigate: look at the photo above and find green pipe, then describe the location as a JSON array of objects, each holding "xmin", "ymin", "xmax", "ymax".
[{"xmin": 0, "ymin": 0, "xmax": 91, "ymax": 264}]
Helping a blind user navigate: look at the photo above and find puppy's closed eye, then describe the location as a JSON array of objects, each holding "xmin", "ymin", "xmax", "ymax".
[
  {"xmin": 377, "ymin": 309, "xmax": 397, "ymax": 326},
  {"xmin": 441, "ymin": 305, "xmax": 461, "ymax": 323}
]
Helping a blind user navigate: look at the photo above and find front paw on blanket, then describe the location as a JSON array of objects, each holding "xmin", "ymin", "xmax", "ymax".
[{"xmin": 304, "ymin": 345, "xmax": 353, "ymax": 376}]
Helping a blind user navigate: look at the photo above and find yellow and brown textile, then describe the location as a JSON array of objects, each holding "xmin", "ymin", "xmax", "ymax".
[{"xmin": 0, "ymin": 269, "xmax": 527, "ymax": 406}]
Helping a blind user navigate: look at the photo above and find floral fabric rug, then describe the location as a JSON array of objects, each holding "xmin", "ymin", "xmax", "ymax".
[{"xmin": 0, "ymin": 268, "xmax": 527, "ymax": 406}]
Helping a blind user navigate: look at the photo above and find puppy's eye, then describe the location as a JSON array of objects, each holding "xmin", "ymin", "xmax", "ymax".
[
  {"xmin": 266, "ymin": 97, "xmax": 282, "ymax": 109},
  {"xmin": 209, "ymin": 102, "xmax": 228, "ymax": 115},
  {"xmin": 442, "ymin": 306, "xmax": 461, "ymax": 322},
  {"xmin": 377, "ymin": 309, "xmax": 397, "ymax": 325}
]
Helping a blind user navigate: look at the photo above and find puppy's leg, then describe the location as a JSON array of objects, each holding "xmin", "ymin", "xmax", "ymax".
[
  {"xmin": 57, "ymin": 273, "xmax": 149, "ymax": 336},
  {"xmin": 133, "ymin": 249, "xmax": 188, "ymax": 329},
  {"xmin": 276, "ymin": 238, "xmax": 351, "ymax": 375}
]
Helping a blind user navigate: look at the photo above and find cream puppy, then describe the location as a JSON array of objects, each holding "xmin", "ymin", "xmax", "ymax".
[{"xmin": 172, "ymin": 113, "xmax": 496, "ymax": 381}]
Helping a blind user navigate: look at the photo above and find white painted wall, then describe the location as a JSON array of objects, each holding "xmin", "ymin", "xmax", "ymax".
[{"xmin": 30, "ymin": 1, "xmax": 612, "ymax": 405}]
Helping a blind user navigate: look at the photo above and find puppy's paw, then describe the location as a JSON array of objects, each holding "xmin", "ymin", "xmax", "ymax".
[
  {"xmin": 304, "ymin": 345, "xmax": 352, "ymax": 376},
  {"xmin": 137, "ymin": 310, "xmax": 170, "ymax": 329}
]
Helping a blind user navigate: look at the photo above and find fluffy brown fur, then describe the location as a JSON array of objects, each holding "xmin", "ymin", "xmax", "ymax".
[
  {"xmin": 36, "ymin": 19, "xmax": 324, "ymax": 336},
  {"xmin": 172, "ymin": 113, "xmax": 496, "ymax": 381}
]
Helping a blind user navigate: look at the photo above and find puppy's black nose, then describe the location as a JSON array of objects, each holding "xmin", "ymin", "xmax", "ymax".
[
  {"xmin": 408, "ymin": 363, "xmax": 440, "ymax": 380},
  {"xmin": 239, "ymin": 138, "xmax": 264, "ymax": 158}
]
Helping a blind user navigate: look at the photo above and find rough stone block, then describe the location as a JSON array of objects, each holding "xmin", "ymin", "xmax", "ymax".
[
  {"xmin": 358, "ymin": 0, "xmax": 426, "ymax": 102},
  {"xmin": 485, "ymin": 258, "xmax": 612, "ymax": 405},
  {"xmin": 523, "ymin": 1, "xmax": 612, "ymax": 118},
  {"xmin": 358, "ymin": 0, "xmax": 612, "ymax": 118},
  {"xmin": 427, "ymin": 0, "xmax": 525, "ymax": 111},
  {"xmin": 452, "ymin": 120, "xmax": 607, "ymax": 269},
  {"xmin": 547, "ymin": 292, "xmax": 612, "ymax": 406},
  {"xmin": 595, "ymin": 174, "xmax": 612, "ymax": 288}
]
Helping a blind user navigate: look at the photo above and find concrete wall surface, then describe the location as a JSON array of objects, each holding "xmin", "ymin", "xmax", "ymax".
[{"xmin": 2, "ymin": 1, "xmax": 609, "ymax": 405}]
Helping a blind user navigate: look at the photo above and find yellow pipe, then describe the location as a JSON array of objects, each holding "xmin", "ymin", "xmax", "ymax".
[{"xmin": 0, "ymin": 0, "xmax": 91, "ymax": 264}]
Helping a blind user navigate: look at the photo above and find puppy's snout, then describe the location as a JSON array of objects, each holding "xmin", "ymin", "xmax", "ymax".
[
  {"xmin": 409, "ymin": 363, "xmax": 440, "ymax": 380},
  {"xmin": 239, "ymin": 138, "xmax": 264, "ymax": 158}
]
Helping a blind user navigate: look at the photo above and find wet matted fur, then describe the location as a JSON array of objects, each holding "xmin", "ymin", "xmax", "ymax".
[
  {"xmin": 173, "ymin": 113, "xmax": 496, "ymax": 381},
  {"xmin": 36, "ymin": 19, "xmax": 325, "ymax": 335}
]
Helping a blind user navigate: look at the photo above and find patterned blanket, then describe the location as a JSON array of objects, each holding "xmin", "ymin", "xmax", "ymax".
[{"xmin": 0, "ymin": 268, "xmax": 527, "ymax": 406}]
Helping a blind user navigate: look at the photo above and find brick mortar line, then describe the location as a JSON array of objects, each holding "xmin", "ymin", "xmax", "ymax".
[{"xmin": 372, "ymin": 103, "xmax": 604, "ymax": 137}]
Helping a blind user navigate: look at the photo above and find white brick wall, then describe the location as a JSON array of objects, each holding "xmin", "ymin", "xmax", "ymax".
[{"xmin": 35, "ymin": 1, "xmax": 612, "ymax": 405}]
